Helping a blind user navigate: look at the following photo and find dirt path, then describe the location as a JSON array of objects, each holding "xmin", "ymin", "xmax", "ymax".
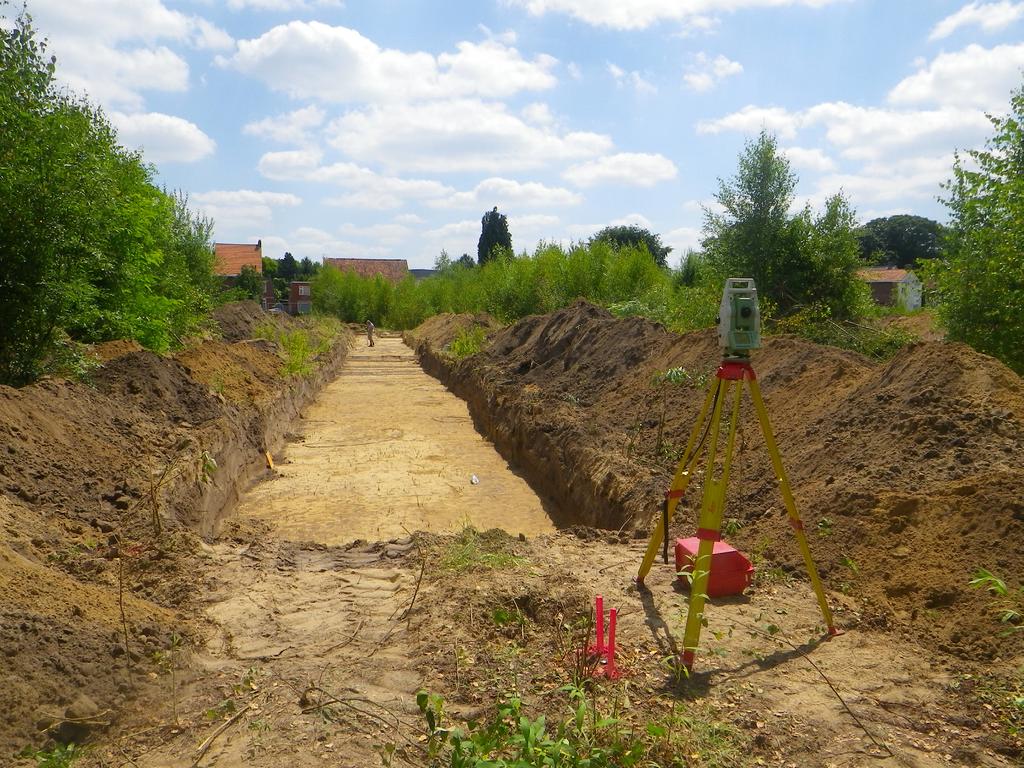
[{"xmin": 239, "ymin": 336, "xmax": 555, "ymax": 543}]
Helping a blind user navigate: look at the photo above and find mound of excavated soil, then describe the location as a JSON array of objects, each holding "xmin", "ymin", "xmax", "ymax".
[
  {"xmin": 407, "ymin": 312, "xmax": 502, "ymax": 351},
  {"xmin": 92, "ymin": 351, "xmax": 225, "ymax": 426},
  {"xmin": 0, "ymin": 325, "xmax": 351, "ymax": 757},
  {"xmin": 409, "ymin": 301, "xmax": 1024, "ymax": 662},
  {"xmin": 213, "ymin": 301, "xmax": 291, "ymax": 343}
]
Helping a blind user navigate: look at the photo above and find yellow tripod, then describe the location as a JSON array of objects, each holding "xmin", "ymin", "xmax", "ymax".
[{"xmin": 636, "ymin": 357, "xmax": 839, "ymax": 670}]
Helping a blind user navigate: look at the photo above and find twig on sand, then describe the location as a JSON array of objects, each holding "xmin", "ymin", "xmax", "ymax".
[
  {"xmin": 400, "ymin": 557, "xmax": 426, "ymax": 628},
  {"xmin": 319, "ymin": 619, "xmax": 366, "ymax": 656},
  {"xmin": 191, "ymin": 698, "xmax": 257, "ymax": 767},
  {"xmin": 744, "ymin": 623, "xmax": 893, "ymax": 758}
]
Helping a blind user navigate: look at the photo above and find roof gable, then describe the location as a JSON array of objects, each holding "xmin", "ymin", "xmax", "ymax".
[
  {"xmin": 215, "ymin": 242, "xmax": 263, "ymax": 276},
  {"xmin": 857, "ymin": 267, "xmax": 917, "ymax": 284},
  {"xmin": 324, "ymin": 257, "xmax": 409, "ymax": 283}
]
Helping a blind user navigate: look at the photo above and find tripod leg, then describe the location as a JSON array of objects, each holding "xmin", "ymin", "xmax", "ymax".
[
  {"xmin": 748, "ymin": 377, "xmax": 837, "ymax": 633},
  {"xmin": 681, "ymin": 380, "xmax": 737, "ymax": 668},
  {"xmin": 636, "ymin": 376, "xmax": 719, "ymax": 584}
]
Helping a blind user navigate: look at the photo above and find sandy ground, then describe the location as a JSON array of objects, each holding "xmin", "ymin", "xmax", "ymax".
[{"xmin": 239, "ymin": 336, "xmax": 555, "ymax": 543}]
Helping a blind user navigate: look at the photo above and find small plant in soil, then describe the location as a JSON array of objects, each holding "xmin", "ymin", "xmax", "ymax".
[
  {"xmin": 441, "ymin": 527, "xmax": 524, "ymax": 573},
  {"xmin": 969, "ymin": 568, "xmax": 1023, "ymax": 634},
  {"xmin": 17, "ymin": 743, "xmax": 82, "ymax": 768}
]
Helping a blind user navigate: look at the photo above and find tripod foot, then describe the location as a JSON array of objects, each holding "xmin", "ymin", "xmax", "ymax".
[{"xmin": 826, "ymin": 626, "xmax": 845, "ymax": 638}]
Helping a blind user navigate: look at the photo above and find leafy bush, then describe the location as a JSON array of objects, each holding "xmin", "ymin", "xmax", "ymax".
[
  {"xmin": 0, "ymin": 9, "xmax": 217, "ymax": 386},
  {"xmin": 446, "ymin": 327, "xmax": 488, "ymax": 360}
]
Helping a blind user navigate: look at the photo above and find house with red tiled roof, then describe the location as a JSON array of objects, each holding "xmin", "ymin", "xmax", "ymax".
[
  {"xmin": 214, "ymin": 241, "xmax": 263, "ymax": 277},
  {"xmin": 858, "ymin": 267, "xmax": 922, "ymax": 310},
  {"xmin": 323, "ymin": 257, "xmax": 409, "ymax": 283}
]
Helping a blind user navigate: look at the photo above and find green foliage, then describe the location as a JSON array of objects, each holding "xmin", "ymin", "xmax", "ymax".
[
  {"xmin": 702, "ymin": 131, "xmax": 866, "ymax": 321},
  {"xmin": 234, "ymin": 265, "xmax": 265, "ymax": 300},
  {"xmin": 255, "ymin": 317, "xmax": 339, "ymax": 378},
  {"xmin": 416, "ymin": 691, "xmax": 645, "ymax": 767},
  {"xmin": 446, "ymin": 326, "xmax": 487, "ymax": 360},
  {"xmin": 441, "ymin": 527, "xmax": 524, "ymax": 573},
  {"xmin": 856, "ymin": 215, "xmax": 944, "ymax": 267},
  {"xmin": 0, "ymin": 9, "xmax": 217, "ymax": 386},
  {"xmin": 590, "ymin": 224, "xmax": 672, "ymax": 268},
  {"xmin": 478, "ymin": 207, "xmax": 513, "ymax": 265},
  {"xmin": 970, "ymin": 568, "xmax": 1023, "ymax": 633},
  {"xmin": 771, "ymin": 304, "xmax": 916, "ymax": 361},
  {"xmin": 18, "ymin": 743, "xmax": 82, "ymax": 768},
  {"xmin": 927, "ymin": 82, "xmax": 1024, "ymax": 374}
]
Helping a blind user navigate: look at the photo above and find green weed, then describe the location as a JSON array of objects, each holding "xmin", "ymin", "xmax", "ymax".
[
  {"xmin": 440, "ymin": 528, "xmax": 524, "ymax": 573},
  {"xmin": 446, "ymin": 326, "xmax": 487, "ymax": 360},
  {"xmin": 17, "ymin": 744, "xmax": 82, "ymax": 768},
  {"xmin": 970, "ymin": 568, "xmax": 1023, "ymax": 633}
]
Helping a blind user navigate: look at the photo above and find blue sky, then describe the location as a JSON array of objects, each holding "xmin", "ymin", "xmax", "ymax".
[{"xmin": 15, "ymin": 0, "xmax": 1024, "ymax": 268}]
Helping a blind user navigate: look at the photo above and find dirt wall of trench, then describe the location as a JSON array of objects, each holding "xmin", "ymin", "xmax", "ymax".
[
  {"xmin": 406, "ymin": 301, "xmax": 1024, "ymax": 664},
  {"xmin": 0, "ymin": 302, "xmax": 352, "ymax": 758}
]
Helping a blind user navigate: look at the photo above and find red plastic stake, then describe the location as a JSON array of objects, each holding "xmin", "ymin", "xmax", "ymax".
[
  {"xmin": 594, "ymin": 595, "xmax": 605, "ymax": 657},
  {"xmin": 604, "ymin": 608, "xmax": 621, "ymax": 679}
]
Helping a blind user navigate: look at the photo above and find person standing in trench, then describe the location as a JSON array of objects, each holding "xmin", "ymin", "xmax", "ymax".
[{"xmin": 366, "ymin": 319, "xmax": 375, "ymax": 347}]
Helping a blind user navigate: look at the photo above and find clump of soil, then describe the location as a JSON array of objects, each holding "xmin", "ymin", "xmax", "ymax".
[
  {"xmin": 409, "ymin": 301, "xmax": 1024, "ymax": 662},
  {"xmin": 175, "ymin": 340, "xmax": 283, "ymax": 405}
]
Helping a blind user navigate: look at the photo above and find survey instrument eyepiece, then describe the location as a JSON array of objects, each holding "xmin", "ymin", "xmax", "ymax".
[{"xmin": 717, "ymin": 278, "xmax": 760, "ymax": 357}]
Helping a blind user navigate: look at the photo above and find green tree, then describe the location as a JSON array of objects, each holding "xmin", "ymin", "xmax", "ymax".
[
  {"xmin": 279, "ymin": 252, "xmax": 298, "ymax": 281},
  {"xmin": 0, "ymin": 6, "xmax": 217, "ymax": 385},
  {"xmin": 235, "ymin": 264, "xmax": 264, "ymax": 300},
  {"xmin": 702, "ymin": 130, "xmax": 864, "ymax": 319},
  {"xmin": 477, "ymin": 207, "xmax": 512, "ymax": 265},
  {"xmin": 927, "ymin": 83, "xmax": 1024, "ymax": 373},
  {"xmin": 856, "ymin": 215, "xmax": 944, "ymax": 267},
  {"xmin": 590, "ymin": 225, "xmax": 672, "ymax": 268},
  {"xmin": 457, "ymin": 254, "xmax": 476, "ymax": 269}
]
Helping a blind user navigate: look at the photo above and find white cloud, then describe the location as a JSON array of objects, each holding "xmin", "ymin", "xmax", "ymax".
[
  {"xmin": 522, "ymin": 102, "xmax": 556, "ymax": 125},
  {"xmin": 337, "ymin": 222, "xmax": 415, "ymax": 246},
  {"xmin": 608, "ymin": 63, "xmax": 657, "ymax": 94},
  {"xmin": 326, "ymin": 99, "xmax": 612, "ymax": 173},
  {"xmin": 258, "ymin": 149, "xmax": 454, "ymax": 209},
  {"xmin": 697, "ymin": 105, "xmax": 803, "ymax": 138},
  {"xmin": 566, "ymin": 213, "xmax": 654, "ymax": 238},
  {"xmin": 701, "ymin": 101, "xmax": 990, "ymax": 163},
  {"xmin": 664, "ymin": 227, "xmax": 702, "ymax": 257},
  {"xmin": 783, "ymin": 146, "xmax": 837, "ymax": 172},
  {"xmin": 221, "ymin": 22, "xmax": 557, "ymax": 103},
  {"xmin": 563, "ymin": 153, "xmax": 678, "ymax": 188},
  {"xmin": 193, "ymin": 190, "xmax": 302, "ymax": 232},
  {"xmin": 21, "ymin": 0, "xmax": 232, "ymax": 110},
  {"xmin": 270, "ymin": 226, "xmax": 391, "ymax": 259},
  {"xmin": 244, "ymin": 106, "xmax": 326, "ymax": 146},
  {"xmin": 929, "ymin": 1, "xmax": 1024, "ymax": 40},
  {"xmin": 808, "ymin": 153, "xmax": 957, "ymax": 209},
  {"xmin": 48, "ymin": 41, "xmax": 190, "ymax": 110},
  {"xmin": 684, "ymin": 52, "xmax": 743, "ymax": 92},
  {"xmin": 395, "ymin": 213, "xmax": 426, "ymax": 225},
  {"xmin": 432, "ymin": 178, "xmax": 583, "ymax": 209},
  {"xmin": 110, "ymin": 112, "xmax": 215, "ymax": 163},
  {"xmin": 505, "ymin": 0, "xmax": 845, "ymax": 31},
  {"xmin": 227, "ymin": 0, "xmax": 344, "ymax": 9},
  {"xmin": 567, "ymin": 62, "xmax": 583, "ymax": 80},
  {"xmin": 888, "ymin": 43, "xmax": 1024, "ymax": 109}
]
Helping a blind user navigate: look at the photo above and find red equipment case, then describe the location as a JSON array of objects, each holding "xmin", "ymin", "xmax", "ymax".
[{"xmin": 674, "ymin": 537, "xmax": 754, "ymax": 597}]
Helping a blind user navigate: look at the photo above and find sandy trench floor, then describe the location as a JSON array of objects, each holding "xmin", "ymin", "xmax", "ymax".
[{"xmin": 239, "ymin": 336, "xmax": 555, "ymax": 543}]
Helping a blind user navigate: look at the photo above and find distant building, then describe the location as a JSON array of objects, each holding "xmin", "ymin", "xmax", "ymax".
[
  {"xmin": 214, "ymin": 241, "xmax": 263, "ymax": 278},
  {"xmin": 289, "ymin": 281, "xmax": 312, "ymax": 315},
  {"xmin": 858, "ymin": 267, "xmax": 923, "ymax": 311},
  {"xmin": 261, "ymin": 279, "xmax": 276, "ymax": 310},
  {"xmin": 323, "ymin": 257, "xmax": 409, "ymax": 283},
  {"xmin": 410, "ymin": 268, "xmax": 438, "ymax": 280}
]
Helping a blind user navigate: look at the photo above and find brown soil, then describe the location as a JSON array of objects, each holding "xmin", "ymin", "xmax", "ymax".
[
  {"xmin": 407, "ymin": 302, "xmax": 1024, "ymax": 666},
  {"xmin": 0, "ymin": 301, "xmax": 351, "ymax": 759},
  {"xmin": 3, "ymin": 300, "xmax": 1022, "ymax": 766}
]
